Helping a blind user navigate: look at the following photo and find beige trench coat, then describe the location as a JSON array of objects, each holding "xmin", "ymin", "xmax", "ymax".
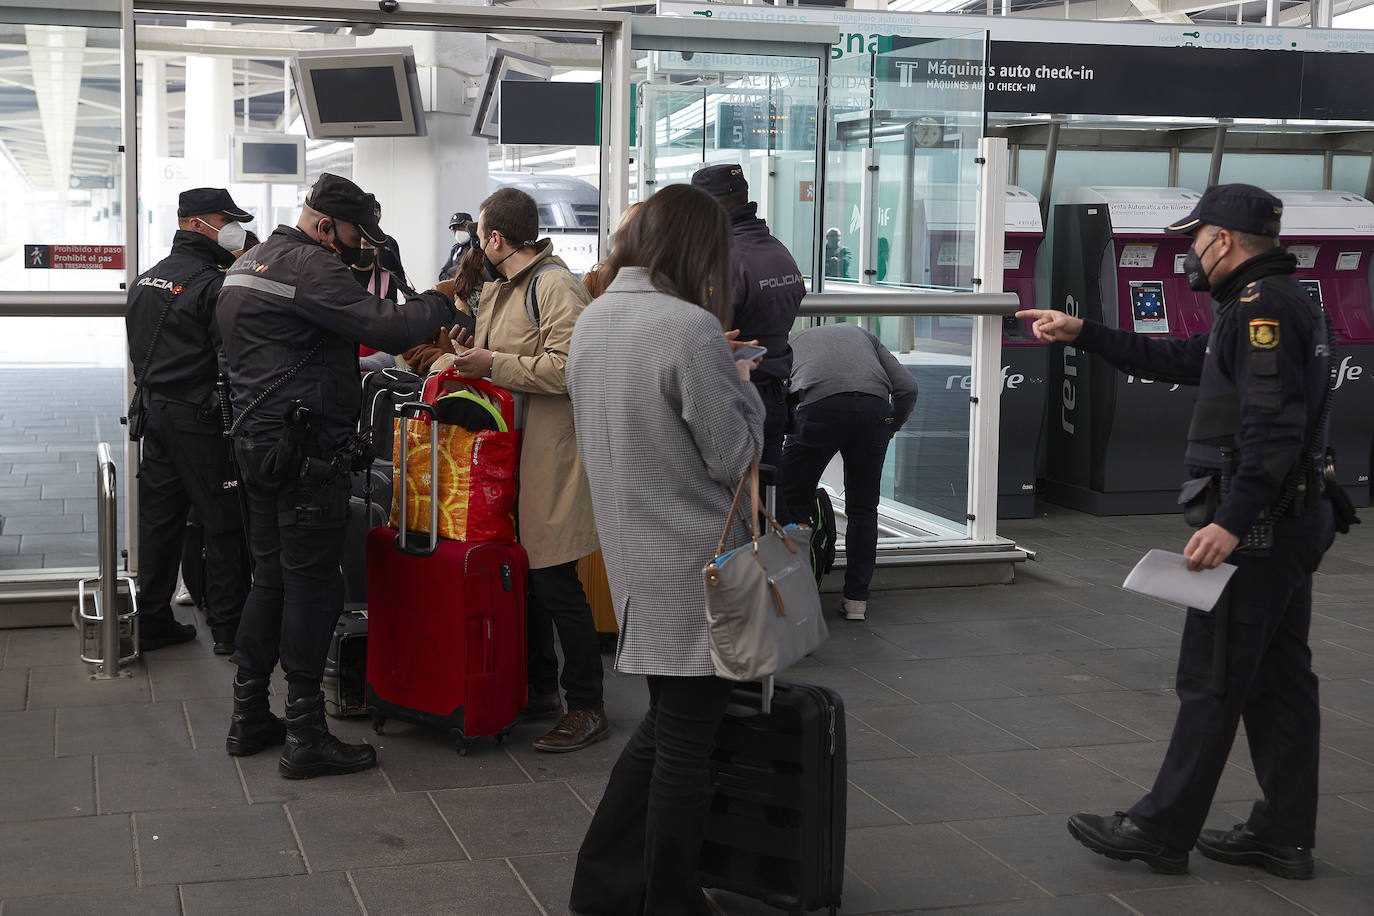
[{"xmin": 475, "ymin": 240, "xmax": 599, "ymax": 569}]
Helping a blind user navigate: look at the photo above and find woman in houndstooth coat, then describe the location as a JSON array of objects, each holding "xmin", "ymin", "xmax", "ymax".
[{"xmin": 566, "ymin": 184, "xmax": 764, "ymax": 915}]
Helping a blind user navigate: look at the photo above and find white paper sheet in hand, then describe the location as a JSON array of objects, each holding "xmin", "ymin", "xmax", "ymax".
[{"xmin": 1122, "ymin": 549, "xmax": 1238, "ymax": 612}]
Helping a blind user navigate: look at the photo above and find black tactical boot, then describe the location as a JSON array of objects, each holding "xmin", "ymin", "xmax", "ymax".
[
  {"xmin": 225, "ymin": 672, "xmax": 286, "ymax": 757},
  {"xmin": 278, "ymin": 685, "xmax": 376, "ymax": 780}
]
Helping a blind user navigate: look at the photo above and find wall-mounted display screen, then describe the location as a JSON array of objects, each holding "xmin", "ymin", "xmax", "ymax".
[
  {"xmin": 289, "ymin": 47, "xmax": 426, "ymax": 139},
  {"xmin": 499, "ymin": 82, "xmax": 600, "ymax": 146},
  {"xmin": 473, "ymin": 50, "xmax": 553, "ymax": 141},
  {"xmin": 231, "ymin": 134, "xmax": 306, "ymax": 183}
]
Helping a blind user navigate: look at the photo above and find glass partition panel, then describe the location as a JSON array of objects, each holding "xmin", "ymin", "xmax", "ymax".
[
  {"xmin": 0, "ymin": 21, "xmax": 124, "ymax": 292},
  {"xmin": 0, "ymin": 316, "xmax": 127, "ymax": 570},
  {"xmin": 824, "ymin": 29, "xmax": 987, "ymax": 293},
  {"xmin": 812, "ymin": 315, "xmax": 971, "ymax": 541},
  {"xmin": 1332, "ymin": 153, "xmax": 1370, "ymax": 196},
  {"xmin": 1178, "ymin": 151, "xmax": 1325, "ymax": 193},
  {"xmin": 631, "ymin": 48, "xmax": 820, "ymax": 276}
]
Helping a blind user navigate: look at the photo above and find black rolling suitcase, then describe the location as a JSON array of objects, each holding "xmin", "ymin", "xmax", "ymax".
[
  {"xmin": 699, "ymin": 680, "xmax": 847, "ymax": 915},
  {"xmin": 343, "ymin": 496, "xmax": 388, "ymax": 612},
  {"xmin": 323, "ymin": 611, "xmax": 369, "ymax": 718}
]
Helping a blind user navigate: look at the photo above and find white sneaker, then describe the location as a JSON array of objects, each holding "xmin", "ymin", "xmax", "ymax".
[
  {"xmin": 842, "ymin": 599, "xmax": 867, "ymax": 621},
  {"xmin": 174, "ymin": 586, "xmax": 194, "ymax": 606}
]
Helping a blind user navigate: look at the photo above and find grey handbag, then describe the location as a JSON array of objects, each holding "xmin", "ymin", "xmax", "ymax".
[{"xmin": 703, "ymin": 461, "xmax": 829, "ymax": 681}]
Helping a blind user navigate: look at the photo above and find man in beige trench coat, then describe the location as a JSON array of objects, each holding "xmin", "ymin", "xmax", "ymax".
[{"xmin": 451, "ymin": 187, "xmax": 608, "ymax": 752}]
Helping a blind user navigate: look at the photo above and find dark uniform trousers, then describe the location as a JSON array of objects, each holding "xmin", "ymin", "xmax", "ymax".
[
  {"xmin": 230, "ymin": 435, "xmax": 347, "ymax": 685},
  {"xmin": 754, "ymin": 375, "xmax": 789, "ymax": 472},
  {"xmin": 1129, "ymin": 500, "xmax": 1335, "ymax": 850},
  {"xmin": 779, "ymin": 392, "xmax": 891, "ymax": 601},
  {"xmin": 527, "ymin": 561, "xmax": 605, "ymax": 711},
  {"xmin": 138, "ymin": 397, "xmax": 249, "ymax": 643}
]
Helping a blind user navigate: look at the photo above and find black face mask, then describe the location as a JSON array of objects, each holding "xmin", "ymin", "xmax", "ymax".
[
  {"xmin": 1182, "ymin": 233, "xmax": 1221, "ymax": 292},
  {"xmin": 480, "ymin": 235, "xmax": 519, "ymax": 282},
  {"xmin": 323, "ymin": 220, "xmax": 364, "ymax": 268},
  {"xmin": 351, "ymin": 248, "xmax": 378, "ymax": 272}
]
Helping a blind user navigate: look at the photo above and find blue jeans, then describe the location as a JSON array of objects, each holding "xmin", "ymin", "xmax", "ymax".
[{"xmin": 780, "ymin": 392, "xmax": 891, "ymax": 601}]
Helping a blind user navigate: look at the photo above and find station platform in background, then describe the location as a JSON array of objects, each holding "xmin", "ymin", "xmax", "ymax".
[{"xmin": 0, "ymin": 503, "xmax": 1370, "ymax": 914}]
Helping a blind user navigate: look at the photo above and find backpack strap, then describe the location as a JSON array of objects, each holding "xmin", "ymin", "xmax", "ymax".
[{"xmin": 524, "ymin": 261, "xmax": 571, "ymax": 328}]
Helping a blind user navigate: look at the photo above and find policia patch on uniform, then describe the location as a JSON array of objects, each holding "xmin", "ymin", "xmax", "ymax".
[{"xmin": 1249, "ymin": 318, "xmax": 1280, "ymax": 350}]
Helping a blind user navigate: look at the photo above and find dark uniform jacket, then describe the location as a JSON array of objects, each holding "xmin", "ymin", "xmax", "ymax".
[
  {"xmin": 438, "ymin": 239, "xmax": 471, "ymax": 283},
  {"xmin": 216, "ymin": 226, "xmax": 455, "ymax": 447},
  {"xmin": 728, "ymin": 203, "xmax": 806, "ymax": 381},
  {"xmin": 125, "ymin": 229, "xmax": 234, "ymax": 408},
  {"xmin": 1076, "ymin": 249, "xmax": 1327, "ymax": 537}
]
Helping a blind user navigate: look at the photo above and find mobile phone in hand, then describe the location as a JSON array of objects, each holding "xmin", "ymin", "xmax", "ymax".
[{"xmin": 733, "ymin": 344, "xmax": 768, "ymax": 362}]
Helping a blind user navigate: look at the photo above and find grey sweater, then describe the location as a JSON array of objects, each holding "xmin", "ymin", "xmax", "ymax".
[{"xmin": 788, "ymin": 323, "xmax": 919, "ymax": 429}]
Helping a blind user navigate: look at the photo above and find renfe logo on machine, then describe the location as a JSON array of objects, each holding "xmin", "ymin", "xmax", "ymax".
[
  {"xmin": 1061, "ymin": 294, "xmax": 1081, "ymax": 435},
  {"xmin": 944, "ymin": 366, "xmax": 1027, "ymax": 391},
  {"xmin": 1334, "ymin": 356, "xmax": 1365, "ymax": 389},
  {"xmin": 24, "ymin": 244, "xmax": 124, "ymax": 270}
]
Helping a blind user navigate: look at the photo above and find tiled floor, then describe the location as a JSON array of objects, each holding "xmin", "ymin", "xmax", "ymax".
[
  {"xmin": 0, "ymin": 502, "xmax": 1371, "ymax": 914},
  {"xmin": 0, "ymin": 367, "xmax": 129, "ymax": 569}
]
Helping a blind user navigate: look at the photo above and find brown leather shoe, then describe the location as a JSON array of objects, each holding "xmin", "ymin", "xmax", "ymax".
[
  {"xmin": 518, "ymin": 691, "xmax": 564, "ymax": 722},
  {"xmin": 532, "ymin": 708, "xmax": 610, "ymax": 753}
]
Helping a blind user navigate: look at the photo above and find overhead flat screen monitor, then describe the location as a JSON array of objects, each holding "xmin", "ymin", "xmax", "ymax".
[
  {"xmin": 231, "ymin": 134, "xmax": 306, "ymax": 183},
  {"xmin": 499, "ymin": 82, "xmax": 600, "ymax": 146},
  {"xmin": 473, "ymin": 50, "xmax": 553, "ymax": 141},
  {"xmin": 290, "ymin": 47, "xmax": 426, "ymax": 139}
]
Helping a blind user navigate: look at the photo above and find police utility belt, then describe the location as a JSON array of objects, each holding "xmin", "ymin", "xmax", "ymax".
[
  {"xmin": 260, "ymin": 402, "xmax": 373, "ymax": 529},
  {"xmin": 1179, "ymin": 448, "xmax": 1323, "ymax": 556},
  {"xmin": 224, "ymin": 339, "xmax": 373, "ymax": 529}
]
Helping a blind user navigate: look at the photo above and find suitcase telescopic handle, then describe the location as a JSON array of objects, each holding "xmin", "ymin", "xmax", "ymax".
[{"xmin": 394, "ymin": 400, "xmax": 440, "ymax": 557}]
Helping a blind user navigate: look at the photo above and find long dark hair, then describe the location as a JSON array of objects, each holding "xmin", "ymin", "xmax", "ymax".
[
  {"xmin": 608, "ymin": 184, "xmax": 732, "ymax": 327},
  {"xmin": 454, "ymin": 244, "xmax": 486, "ymax": 304}
]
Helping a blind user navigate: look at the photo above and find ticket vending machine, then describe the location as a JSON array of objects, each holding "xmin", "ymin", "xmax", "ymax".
[
  {"xmin": 1046, "ymin": 187, "xmax": 1212, "ymax": 515},
  {"xmin": 920, "ymin": 186, "xmax": 1047, "ymax": 518},
  {"xmin": 1276, "ymin": 190, "xmax": 1374, "ymax": 507}
]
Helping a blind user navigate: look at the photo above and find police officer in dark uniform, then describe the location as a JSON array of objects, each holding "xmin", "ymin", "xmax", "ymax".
[
  {"xmin": 691, "ymin": 164, "xmax": 806, "ymax": 469},
  {"xmin": 125, "ymin": 188, "xmax": 254, "ymax": 654},
  {"xmin": 1018, "ymin": 184, "xmax": 1335, "ymax": 880},
  {"xmin": 438, "ymin": 210, "xmax": 475, "ymax": 282},
  {"xmin": 217, "ymin": 174, "xmax": 456, "ymax": 779}
]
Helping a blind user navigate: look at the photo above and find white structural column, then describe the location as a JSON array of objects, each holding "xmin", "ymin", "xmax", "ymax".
[
  {"xmin": 967, "ymin": 136, "xmax": 1007, "ymax": 544},
  {"xmin": 24, "ymin": 25, "xmax": 86, "ymax": 196},
  {"xmin": 1311, "ymin": 0, "xmax": 1334, "ymax": 27},
  {"xmin": 183, "ymin": 24, "xmax": 234, "ymax": 162},
  {"xmin": 354, "ymin": 23, "xmax": 489, "ymax": 287}
]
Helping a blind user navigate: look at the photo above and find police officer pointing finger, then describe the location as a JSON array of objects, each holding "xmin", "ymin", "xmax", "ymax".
[
  {"xmin": 125, "ymin": 187, "xmax": 253, "ymax": 654},
  {"xmin": 216, "ymin": 174, "xmax": 457, "ymax": 779},
  {"xmin": 1021, "ymin": 183, "xmax": 1336, "ymax": 880}
]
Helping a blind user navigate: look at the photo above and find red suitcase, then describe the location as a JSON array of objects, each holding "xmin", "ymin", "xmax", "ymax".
[{"xmin": 364, "ymin": 401, "xmax": 527, "ymax": 754}]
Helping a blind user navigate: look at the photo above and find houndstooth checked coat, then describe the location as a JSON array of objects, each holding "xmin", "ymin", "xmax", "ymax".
[{"xmin": 567, "ymin": 267, "xmax": 765, "ymax": 677}]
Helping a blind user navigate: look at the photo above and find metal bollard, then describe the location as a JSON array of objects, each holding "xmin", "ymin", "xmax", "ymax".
[{"xmin": 77, "ymin": 442, "xmax": 139, "ymax": 677}]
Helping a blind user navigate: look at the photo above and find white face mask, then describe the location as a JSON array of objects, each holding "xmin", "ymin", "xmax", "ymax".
[
  {"xmin": 204, "ymin": 219, "xmax": 247, "ymax": 253},
  {"xmin": 453, "ymin": 230, "xmax": 471, "ymax": 245}
]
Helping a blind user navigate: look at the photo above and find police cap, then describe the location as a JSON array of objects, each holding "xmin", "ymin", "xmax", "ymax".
[
  {"xmin": 177, "ymin": 187, "xmax": 252, "ymax": 221},
  {"xmin": 448, "ymin": 211, "xmax": 473, "ymax": 229},
  {"xmin": 1165, "ymin": 183, "xmax": 1283, "ymax": 238},
  {"xmin": 306, "ymin": 173, "xmax": 388, "ymax": 246},
  {"xmin": 690, "ymin": 163, "xmax": 748, "ymax": 198}
]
